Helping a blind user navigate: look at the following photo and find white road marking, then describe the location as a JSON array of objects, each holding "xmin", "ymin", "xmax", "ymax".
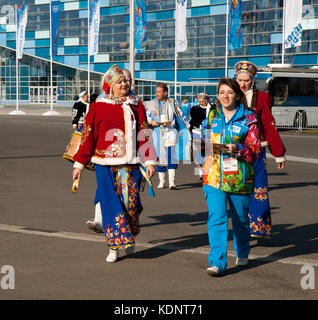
[
  {"xmin": 267, "ymin": 153, "xmax": 318, "ymax": 165},
  {"xmin": 1, "ymin": 223, "xmax": 317, "ymax": 267}
]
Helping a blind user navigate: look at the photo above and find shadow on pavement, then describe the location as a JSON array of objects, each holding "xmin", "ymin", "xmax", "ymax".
[
  {"xmin": 141, "ymin": 211, "xmax": 208, "ymax": 228},
  {"xmin": 132, "ymin": 222, "xmax": 318, "ymax": 274},
  {"xmin": 0, "ymin": 154, "xmax": 62, "ymax": 160},
  {"xmin": 175, "ymin": 182, "xmax": 203, "ymax": 189},
  {"xmin": 267, "ymin": 172, "xmax": 289, "ymax": 176},
  {"xmin": 270, "ymin": 181, "xmax": 318, "ymax": 191},
  {"xmin": 132, "ymin": 232, "xmax": 209, "ymax": 260}
]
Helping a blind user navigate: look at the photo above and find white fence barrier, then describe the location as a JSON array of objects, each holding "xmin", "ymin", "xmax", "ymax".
[{"xmin": 272, "ymin": 108, "xmax": 318, "ymax": 134}]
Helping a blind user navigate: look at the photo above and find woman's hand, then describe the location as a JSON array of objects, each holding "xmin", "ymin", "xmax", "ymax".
[
  {"xmin": 277, "ymin": 161, "xmax": 285, "ymax": 170},
  {"xmin": 152, "ymin": 121, "xmax": 159, "ymax": 127},
  {"xmin": 220, "ymin": 144, "xmax": 237, "ymax": 153},
  {"xmin": 73, "ymin": 168, "xmax": 82, "ymax": 182},
  {"xmin": 146, "ymin": 165, "xmax": 156, "ymax": 178}
]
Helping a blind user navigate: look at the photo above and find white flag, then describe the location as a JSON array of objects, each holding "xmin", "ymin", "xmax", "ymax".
[
  {"xmin": 88, "ymin": 0, "xmax": 100, "ymax": 56},
  {"xmin": 175, "ymin": 0, "xmax": 187, "ymax": 52},
  {"xmin": 284, "ymin": 0, "xmax": 303, "ymax": 49},
  {"xmin": 16, "ymin": 5, "xmax": 27, "ymax": 60}
]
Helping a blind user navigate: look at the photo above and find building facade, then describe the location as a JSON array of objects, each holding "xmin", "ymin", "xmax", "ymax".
[{"xmin": 0, "ymin": 0, "xmax": 317, "ymax": 103}]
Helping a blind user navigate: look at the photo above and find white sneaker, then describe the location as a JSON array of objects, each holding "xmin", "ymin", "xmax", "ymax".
[
  {"xmin": 236, "ymin": 258, "xmax": 248, "ymax": 266},
  {"xmin": 106, "ymin": 248, "xmax": 118, "ymax": 263},
  {"xmin": 206, "ymin": 266, "xmax": 221, "ymax": 277},
  {"xmin": 125, "ymin": 246, "xmax": 135, "ymax": 255},
  {"xmin": 85, "ymin": 220, "xmax": 103, "ymax": 233}
]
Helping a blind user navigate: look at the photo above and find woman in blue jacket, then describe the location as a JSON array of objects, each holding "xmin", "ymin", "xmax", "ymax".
[{"xmin": 201, "ymin": 78, "xmax": 261, "ymax": 276}]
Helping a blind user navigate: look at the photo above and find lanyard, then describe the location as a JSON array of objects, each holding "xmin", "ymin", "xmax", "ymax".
[
  {"xmin": 221, "ymin": 110, "xmax": 235, "ymax": 144},
  {"xmin": 156, "ymin": 100, "xmax": 169, "ymax": 122}
]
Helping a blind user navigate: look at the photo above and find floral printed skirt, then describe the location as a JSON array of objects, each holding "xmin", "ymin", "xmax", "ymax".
[
  {"xmin": 94, "ymin": 164, "xmax": 143, "ymax": 249},
  {"xmin": 248, "ymin": 148, "xmax": 272, "ymax": 239}
]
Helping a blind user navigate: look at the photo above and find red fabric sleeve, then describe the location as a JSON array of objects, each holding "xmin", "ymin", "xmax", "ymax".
[
  {"xmin": 73, "ymin": 102, "xmax": 97, "ymax": 166},
  {"xmin": 257, "ymin": 91, "xmax": 286, "ymax": 158}
]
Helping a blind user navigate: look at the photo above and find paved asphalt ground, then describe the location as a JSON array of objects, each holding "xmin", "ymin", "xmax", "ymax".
[{"xmin": 0, "ymin": 105, "xmax": 318, "ymax": 303}]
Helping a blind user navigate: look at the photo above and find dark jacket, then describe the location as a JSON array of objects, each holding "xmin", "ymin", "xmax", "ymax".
[{"xmin": 72, "ymin": 100, "xmax": 87, "ymax": 125}]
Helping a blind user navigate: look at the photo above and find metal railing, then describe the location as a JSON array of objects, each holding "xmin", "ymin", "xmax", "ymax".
[{"xmin": 273, "ymin": 108, "xmax": 318, "ymax": 134}]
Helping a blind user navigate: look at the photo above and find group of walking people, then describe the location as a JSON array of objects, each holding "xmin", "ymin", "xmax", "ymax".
[{"xmin": 69, "ymin": 61, "xmax": 286, "ymax": 276}]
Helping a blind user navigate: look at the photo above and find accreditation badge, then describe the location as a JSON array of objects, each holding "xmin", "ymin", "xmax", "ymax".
[{"xmin": 223, "ymin": 155, "xmax": 238, "ymax": 174}]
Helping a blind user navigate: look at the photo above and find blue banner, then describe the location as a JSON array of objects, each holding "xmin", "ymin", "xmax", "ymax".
[
  {"xmin": 16, "ymin": 5, "xmax": 27, "ymax": 59},
  {"xmin": 135, "ymin": 0, "xmax": 147, "ymax": 53},
  {"xmin": 89, "ymin": 0, "xmax": 100, "ymax": 55},
  {"xmin": 228, "ymin": 0, "xmax": 242, "ymax": 51},
  {"xmin": 51, "ymin": 0, "xmax": 61, "ymax": 57}
]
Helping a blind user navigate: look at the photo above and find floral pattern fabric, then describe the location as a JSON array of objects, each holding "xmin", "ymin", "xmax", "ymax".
[
  {"xmin": 249, "ymin": 147, "xmax": 272, "ymax": 238},
  {"xmin": 94, "ymin": 164, "xmax": 143, "ymax": 249},
  {"xmin": 201, "ymin": 104, "xmax": 261, "ymax": 194}
]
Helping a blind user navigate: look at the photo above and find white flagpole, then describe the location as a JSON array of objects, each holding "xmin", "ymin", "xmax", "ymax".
[
  {"xmin": 225, "ymin": 0, "xmax": 229, "ymax": 77},
  {"xmin": 175, "ymin": 50, "xmax": 177, "ymax": 100},
  {"xmin": 43, "ymin": 0, "xmax": 60, "ymax": 115},
  {"xmin": 16, "ymin": 47, "xmax": 19, "ymax": 111},
  {"xmin": 175, "ymin": 0, "xmax": 177, "ymax": 100},
  {"xmin": 88, "ymin": 0, "xmax": 90, "ymax": 99},
  {"xmin": 282, "ymin": 0, "xmax": 286, "ymax": 64},
  {"xmin": 10, "ymin": 5, "xmax": 25, "ymax": 115},
  {"xmin": 130, "ymin": 0, "xmax": 135, "ymax": 89},
  {"xmin": 50, "ymin": 0, "xmax": 53, "ymax": 110}
]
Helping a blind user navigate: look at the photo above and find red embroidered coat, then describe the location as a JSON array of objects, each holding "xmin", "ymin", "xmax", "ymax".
[
  {"xmin": 73, "ymin": 96, "xmax": 156, "ymax": 169},
  {"xmin": 255, "ymin": 90, "xmax": 286, "ymax": 161}
]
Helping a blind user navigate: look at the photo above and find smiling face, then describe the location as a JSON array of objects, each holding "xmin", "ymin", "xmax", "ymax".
[
  {"xmin": 217, "ymin": 84, "xmax": 239, "ymax": 110},
  {"xmin": 236, "ymin": 72, "xmax": 253, "ymax": 92},
  {"xmin": 111, "ymin": 75, "xmax": 128, "ymax": 98}
]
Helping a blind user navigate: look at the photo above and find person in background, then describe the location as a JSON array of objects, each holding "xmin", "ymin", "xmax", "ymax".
[
  {"xmin": 190, "ymin": 93, "xmax": 215, "ymax": 179},
  {"xmin": 178, "ymin": 96, "xmax": 192, "ymax": 163},
  {"xmin": 72, "ymin": 65, "xmax": 156, "ymax": 263},
  {"xmin": 84, "ymin": 92, "xmax": 103, "ymax": 234},
  {"xmin": 234, "ymin": 61, "xmax": 286, "ymax": 240},
  {"xmin": 148, "ymin": 83, "xmax": 190, "ymax": 190},
  {"xmin": 72, "ymin": 90, "xmax": 88, "ymax": 131},
  {"xmin": 180, "ymin": 96, "xmax": 191, "ymax": 122},
  {"xmin": 201, "ymin": 78, "xmax": 261, "ymax": 276},
  {"xmin": 191, "ymin": 95, "xmax": 199, "ymax": 108},
  {"xmin": 89, "ymin": 93, "xmax": 99, "ymax": 104}
]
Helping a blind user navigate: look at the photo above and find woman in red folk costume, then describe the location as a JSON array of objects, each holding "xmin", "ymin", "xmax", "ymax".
[
  {"xmin": 72, "ymin": 65, "xmax": 156, "ymax": 263},
  {"xmin": 234, "ymin": 61, "xmax": 286, "ymax": 240}
]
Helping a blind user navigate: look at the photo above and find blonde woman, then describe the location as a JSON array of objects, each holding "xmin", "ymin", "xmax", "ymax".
[{"xmin": 72, "ymin": 65, "xmax": 156, "ymax": 263}]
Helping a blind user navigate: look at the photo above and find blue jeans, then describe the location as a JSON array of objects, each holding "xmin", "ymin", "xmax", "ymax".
[{"xmin": 203, "ymin": 185, "xmax": 251, "ymax": 274}]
